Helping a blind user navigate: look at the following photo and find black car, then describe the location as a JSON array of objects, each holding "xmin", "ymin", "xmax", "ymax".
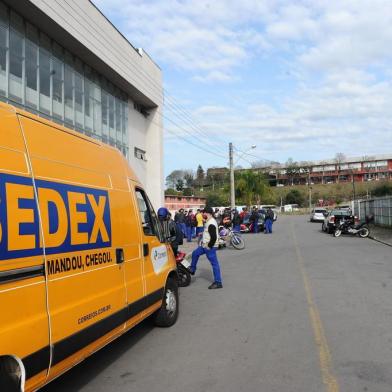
[{"xmin": 322, "ymin": 208, "xmax": 353, "ymax": 233}]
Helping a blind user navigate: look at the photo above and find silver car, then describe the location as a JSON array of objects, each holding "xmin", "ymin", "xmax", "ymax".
[{"xmin": 310, "ymin": 208, "xmax": 327, "ymax": 222}]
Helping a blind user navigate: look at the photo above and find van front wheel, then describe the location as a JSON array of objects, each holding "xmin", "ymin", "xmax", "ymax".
[{"xmin": 153, "ymin": 278, "xmax": 179, "ymax": 327}]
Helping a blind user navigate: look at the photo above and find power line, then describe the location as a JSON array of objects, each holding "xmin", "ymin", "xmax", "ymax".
[
  {"xmin": 145, "ymin": 110, "xmax": 227, "ymax": 160},
  {"xmin": 165, "ymin": 128, "xmax": 227, "ymax": 160}
]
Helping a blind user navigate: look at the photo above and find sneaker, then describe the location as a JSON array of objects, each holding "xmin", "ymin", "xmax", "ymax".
[
  {"xmin": 208, "ymin": 282, "xmax": 223, "ymax": 289},
  {"xmin": 188, "ymin": 267, "xmax": 195, "ymax": 276}
]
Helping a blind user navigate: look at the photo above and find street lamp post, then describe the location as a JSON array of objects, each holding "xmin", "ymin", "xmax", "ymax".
[
  {"xmin": 229, "ymin": 143, "xmax": 256, "ymax": 209},
  {"xmin": 229, "ymin": 142, "xmax": 235, "ymax": 209}
]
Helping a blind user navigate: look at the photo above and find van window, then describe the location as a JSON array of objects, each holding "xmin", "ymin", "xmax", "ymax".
[{"xmin": 135, "ymin": 189, "xmax": 164, "ymax": 241}]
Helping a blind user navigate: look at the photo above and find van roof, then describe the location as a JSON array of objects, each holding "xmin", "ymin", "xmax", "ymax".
[{"xmin": 0, "ymin": 101, "xmax": 139, "ymax": 183}]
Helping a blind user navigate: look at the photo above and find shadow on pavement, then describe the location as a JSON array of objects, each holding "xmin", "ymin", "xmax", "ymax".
[{"xmin": 41, "ymin": 319, "xmax": 154, "ymax": 391}]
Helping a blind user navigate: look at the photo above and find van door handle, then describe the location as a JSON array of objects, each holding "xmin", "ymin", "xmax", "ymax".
[
  {"xmin": 116, "ymin": 248, "xmax": 124, "ymax": 264},
  {"xmin": 143, "ymin": 243, "xmax": 149, "ymax": 257}
]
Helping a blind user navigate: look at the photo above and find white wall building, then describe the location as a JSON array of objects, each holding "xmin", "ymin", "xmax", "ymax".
[{"xmin": 0, "ymin": 0, "xmax": 164, "ymax": 207}]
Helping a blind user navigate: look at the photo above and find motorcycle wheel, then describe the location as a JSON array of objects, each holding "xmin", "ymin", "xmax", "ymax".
[
  {"xmin": 333, "ymin": 229, "xmax": 342, "ymax": 237},
  {"xmin": 177, "ymin": 264, "xmax": 191, "ymax": 287},
  {"xmin": 231, "ymin": 234, "xmax": 245, "ymax": 250},
  {"xmin": 359, "ymin": 227, "xmax": 369, "ymax": 238}
]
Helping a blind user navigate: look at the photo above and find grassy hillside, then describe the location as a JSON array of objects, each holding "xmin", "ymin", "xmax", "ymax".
[{"xmin": 271, "ymin": 180, "xmax": 391, "ymax": 206}]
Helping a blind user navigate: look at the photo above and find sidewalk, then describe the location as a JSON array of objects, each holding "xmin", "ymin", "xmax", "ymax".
[{"xmin": 369, "ymin": 224, "xmax": 392, "ymax": 247}]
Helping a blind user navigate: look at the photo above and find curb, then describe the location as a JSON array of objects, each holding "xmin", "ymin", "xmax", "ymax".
[{"xmin": 369, "ymin": 235, "xmax": 392, "ymax": 247}]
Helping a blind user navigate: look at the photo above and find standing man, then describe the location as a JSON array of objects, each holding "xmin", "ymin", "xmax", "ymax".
[
  {"xmin": 195, "ymin": 209, "xmax": 204, "ymax": 244},
  {"xmin": 265, "ymin": 207, "xmax": 274, "ymax": 234},
  {"xmin": 250, "ymin": 207, "xmax": 260, "ymax": 233},
  {"xmin": 189, "ymin": 207, "xmax": 223, "ymax": 289},
  {"xmin": 185, "ymin": 209, "xmax": 193, "ymax": 242},
  {"xmin": 174, "ymin": 208, "xmax": 186, "ymax": 237}
]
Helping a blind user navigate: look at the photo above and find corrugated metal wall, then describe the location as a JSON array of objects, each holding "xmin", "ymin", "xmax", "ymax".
[{"xmin": 355, "ymin": 196, "xmax": 392, "ymax": 227}]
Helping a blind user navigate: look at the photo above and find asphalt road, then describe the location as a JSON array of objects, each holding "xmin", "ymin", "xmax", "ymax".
[{"xmin": 42, "ymin": 216, "xmax": 392, "ymax": 392}]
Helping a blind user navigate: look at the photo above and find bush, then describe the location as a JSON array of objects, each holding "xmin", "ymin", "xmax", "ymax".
[
  {"xmin": 285, "ymin": 189, "xmax": 305, "ymax": 206},
  {"xmin": 373, "ymin": 183, "xmax": 392, "ymax": 197},
  {"xmin": 165, "ymin": 188, "xmax": 178, "ymax": 196},
  {"xmin": 206, "ymin": 192, "xmax": 227, "ymax": 207}
]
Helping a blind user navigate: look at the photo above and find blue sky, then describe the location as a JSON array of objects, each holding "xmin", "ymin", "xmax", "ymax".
[{"xmin": 94, "ymin": 0, "xmax": 392, "ymax": 177}]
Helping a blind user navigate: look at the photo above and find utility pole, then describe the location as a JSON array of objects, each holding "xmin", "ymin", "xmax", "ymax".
[
  {"xmin": 229, "ymin": 142, "xmax": 235, "ymax": 209},
  {"xmin": 352, "ymin": 173, "xmax": 356, "ymax": 201},
  {"xmin": 308, "ymin": 171, "xmax": 312, "ymax": 212}
]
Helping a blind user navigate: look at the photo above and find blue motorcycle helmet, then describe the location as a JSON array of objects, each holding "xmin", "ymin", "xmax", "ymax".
[{"xmin": 157, "ymin": 207, "xmax": 169, "ymax": 220}]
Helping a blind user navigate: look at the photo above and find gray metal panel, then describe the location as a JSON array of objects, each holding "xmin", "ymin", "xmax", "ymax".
[{"xmin": 4, "ymin": 0, "xmax": 162, "ymax": 108}]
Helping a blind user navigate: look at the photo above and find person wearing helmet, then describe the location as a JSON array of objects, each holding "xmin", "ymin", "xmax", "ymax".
[
  {"xmin": 158, "ymin": 207, "xmax": 180, "ymax": 256},
  {"xmin": 189, "ymin": 206, "xmax": 223, "ymax": 289}
]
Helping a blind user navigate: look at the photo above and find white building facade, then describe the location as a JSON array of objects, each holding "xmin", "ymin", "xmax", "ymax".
[{"xmin": 0, "ymin": 0, "xmax": 164, "ymax": 207}]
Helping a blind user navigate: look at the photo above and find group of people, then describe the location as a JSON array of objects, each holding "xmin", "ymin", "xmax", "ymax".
[
  {"xmin": 159, "ymin": 207, "xmax": 223, "ymax": 290},
  {"xmin": 157, "ymin": 205, "xmax": 275, "ymax": 291},
  {"xmin": 215, "ymin": 206, "xmax": 275, "ymax": 234},
  {"xmin": 173, "ymin": 208, "xmax": 205, "ymax": 243}
]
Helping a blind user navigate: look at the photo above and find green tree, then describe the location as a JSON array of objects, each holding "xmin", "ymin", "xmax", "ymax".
[
  {"xmin": 165, "ymin": 170, "xmax": 184, "ymax": 188},
  {"xmin": 183, "ymin": 170, "xmax": 195, "ymax": 188},
  {"xmin": 175, "ymin": 178, "xmax": 184, "ymax": 192},
  {"xmin": 285, "ymin": 158, "xmax": 300, "ymax": 185},
  {"xmin": 206, "ymin": 192, "xmax": 227, "ymax": 207},
  {"xmin": 195, "ymin": 164, "xmax": 205, "ymax": 188},
  {"xmin": 285, "ymin": 189, "xmax": 305, "ymax": 206},
  {"xmin": 165, "ymin": 188, "xmax": 177, "ymax": 195},
  {"xmin": 183, "ymin": 187, "xmax": 192, "ymax": 196},
  {"xmin": 235, "ymin": 170, "xmax": 271, "ymax": 206}
]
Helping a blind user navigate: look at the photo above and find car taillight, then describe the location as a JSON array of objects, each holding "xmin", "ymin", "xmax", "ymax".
[
  {"xmin": 354, "ymin": 216, "xmax": 359, "ymax": 223},
  {"xmin": 329, "ymin": 216, "xmax": 335, "ymax": 223}
]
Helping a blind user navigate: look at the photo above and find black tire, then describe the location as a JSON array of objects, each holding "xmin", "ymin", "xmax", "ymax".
[
  {"xmin": 231, "ymin": 233, "xmax": 245, "ymax": 250},
  {"xmin": 153, "ymin": 278, "xmax": 179, "ymax": 327},
  {"xmin": 333, "ymin": 229, "xmax": 342, "ymax": 237},
  {"xmin": 177, "ymin": 264, "xmax": 191, "ymax": 287},
  {"xmin": 358, "ymin": 226, "xmax": 369, "ymax": 238}
]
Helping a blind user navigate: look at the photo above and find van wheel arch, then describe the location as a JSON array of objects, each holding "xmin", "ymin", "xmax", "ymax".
[
  {"xmin": 153, "ymin": 274, "xmax": 179, "ymax": 327},
  {"xmin": 0, "ymin": 355, "xmax": 25, "ymax": 392}
]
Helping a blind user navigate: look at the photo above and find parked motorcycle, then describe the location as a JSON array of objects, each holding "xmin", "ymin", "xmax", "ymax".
[
  {"xmin": 218, "ymin": 226, "xmax": 245, "ymax": 250},
  {"xmin": 175, "ymin": 251, "xmax": 191, "ymax": 287},
  {"xmin": 333, "ymin": 217, "xmax": 370, "ymax": 238}
]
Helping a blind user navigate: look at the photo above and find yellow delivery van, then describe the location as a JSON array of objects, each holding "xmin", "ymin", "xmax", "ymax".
[{"xmin": 0, "ymin": 102, "xmax": 179, "ymax": 391}]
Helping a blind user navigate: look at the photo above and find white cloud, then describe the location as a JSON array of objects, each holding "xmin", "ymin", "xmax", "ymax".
[
  {"xmin": 94, "ymin": 0, "xmax": 392, "ymax": 80},
  {"xmin": 187, "ymin": 72, "xmax": 392, "ymax": 161},
  {"xmin": 94, "ymin": 0, "xmax": 392, "ymax": 165},
  {"xmin": 193, "ymin": 71, "xmax": 234, "ymax": 83}
]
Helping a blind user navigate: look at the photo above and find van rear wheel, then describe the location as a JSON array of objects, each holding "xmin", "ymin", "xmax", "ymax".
[{"xmin": 153, "ymin": 278, "xmax": 179, "ymax": 327}]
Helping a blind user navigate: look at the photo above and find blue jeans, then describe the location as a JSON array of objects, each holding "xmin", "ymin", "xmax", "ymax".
[
  {"xmin": 233, "ymin": 224, "xmax": 241, "ymax": 233},
  {"xmin": 191, "ymin": 246, "xmax": 222, "ymax": 284},
  {"xmin": 179, "ymin": 223, "xmax": 186, "ymax": 237},
  {"xmin": 186, "ymin": 225, "xmax": 192, "ymax": 242},
  {"xmin": 265, "ymin": 218, "xmax": 272, "ymax": 233},
  {"xmin": 253, "ymin": 219, "xmax": 259, "ymax": 233}
]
